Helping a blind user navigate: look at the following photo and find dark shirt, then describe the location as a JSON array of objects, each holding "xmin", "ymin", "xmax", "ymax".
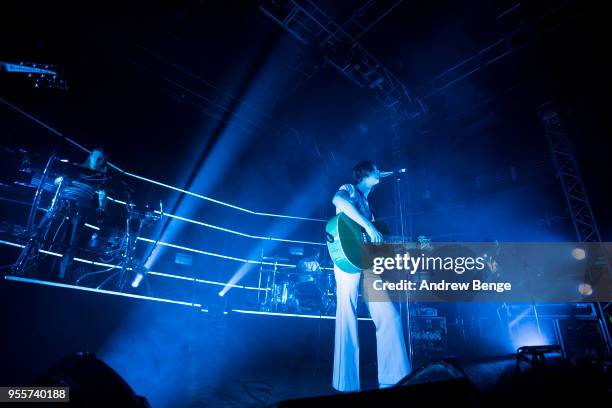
[{"xmin": 59, "ymin": 164, "xmax": 110, "ymax": 208}]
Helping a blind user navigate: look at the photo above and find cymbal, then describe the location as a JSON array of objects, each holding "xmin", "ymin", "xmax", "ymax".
[{"xmin": 261, "ymin": 255, "xmax": 290, "ymax": 262}]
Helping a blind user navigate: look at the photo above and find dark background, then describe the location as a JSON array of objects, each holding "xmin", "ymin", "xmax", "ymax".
[
  {"xmin": 1, "ymin": 1, "xmax": 610, "ymax": 406},
  {"xmin": 1, "ymin": 0, "xmax": 610, "ymax": 242}
]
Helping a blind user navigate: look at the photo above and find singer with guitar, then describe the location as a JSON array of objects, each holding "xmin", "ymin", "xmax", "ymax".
[{"xmin": 330, "ymin": 161, "xmax": 411, "ymax": 392}]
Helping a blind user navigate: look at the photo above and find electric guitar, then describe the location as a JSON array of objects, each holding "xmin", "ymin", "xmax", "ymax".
[{"xmin": 325, "ymin": 213, "xmax": 429, "ymax": 273}]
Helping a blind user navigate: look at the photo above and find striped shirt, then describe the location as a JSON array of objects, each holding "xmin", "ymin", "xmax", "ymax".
[{"xmin": 336, "ymin": 183, "xmax": 374, "ymax": 221}]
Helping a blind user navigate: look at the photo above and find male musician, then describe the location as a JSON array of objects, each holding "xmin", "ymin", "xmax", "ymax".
[
  {"xmin": 331, "ymin": 160, "xmax": 410, "ymax": 392},
  {"xmin": 58, "ymin": 148, "xmax": 111, "ymax": 278},
  {"xmin": 84, "ymin": 148, "xmax": 108, "ymax": 173},
  {"xmin": 13, "ymin": 147, "xmax": 112, "ymax": 278},
  {"xmin": 82, "ymin": 148, "xmax": 109, "ymax": 212}
]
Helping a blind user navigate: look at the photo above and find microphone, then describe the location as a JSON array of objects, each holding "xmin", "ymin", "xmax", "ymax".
[{"xmin": 380, "ymin": 168, "xmax": 406, "ymax": 178}]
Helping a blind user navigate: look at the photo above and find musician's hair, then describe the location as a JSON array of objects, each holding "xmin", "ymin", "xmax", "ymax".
[
  {"xmin": 352, "ymin": 160, "xmax": 375, "ymax": 184},
  {"xmin": 90, "ymin": 147, "xmax": 105, "ymax": 156},
  {"xmin": 84, "ymin": 148, "xmax": 108, "ymax": 173}
]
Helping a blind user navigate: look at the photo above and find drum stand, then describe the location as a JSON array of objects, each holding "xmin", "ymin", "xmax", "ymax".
[
  {"xmin": 318, "ymin": 269, "xmax": 336, "ymax": 315},
  {"xmin": 259, "ymin": 256, "xmax": 280, "ymax": 312},
  {"xmin": 12, "ymin": 176, "xmax": 65, "ymax": 275},
  {"xmin": 96, "ymin": 203, "xmax": 144, "ymax": 291},
  {"xmin": 258, "ymin": 253, "xmax": 298, "ymax": 313}
]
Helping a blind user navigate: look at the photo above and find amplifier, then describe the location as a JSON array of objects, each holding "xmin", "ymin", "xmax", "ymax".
[
  {"xmin": 506, "ymin": 303, "xmax": 596, "ymax": 318},
  {"xmin": 554, "ymin": 317, "xmax": 611, "ymax": 361}
]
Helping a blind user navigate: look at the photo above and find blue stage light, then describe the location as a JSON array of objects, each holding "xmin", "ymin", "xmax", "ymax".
[
  {"xmin": 4, "ymin": 275, "xmax": 201, "ymax": 307},
  {"xmin": 571, "ymin": 247, "xmax": 586, "ymax": 260},
  {"xmin": 131, "ymin": 272, "xmax": 144, "ymax": 288},
  {"xmin": 83, "ymin": 223, "xmax": 100, "ymax": 231},
  {"xmin": 508, "ymin": 306, "xmax": 557, "ymax": 351},
  {"xmin": 578, "ymin": 282, "xmax": 593, "ymax": 296},
  {"xmin": 219, "ymin": 174, "xmax": 331, "ymax": 296},
  {"xmin": 230, "ymin": 309, "xmax": 372, "ymax": 321},
  {"xmin": 0, "ymin": 240, "xmax": 271, "ymax": 290}
]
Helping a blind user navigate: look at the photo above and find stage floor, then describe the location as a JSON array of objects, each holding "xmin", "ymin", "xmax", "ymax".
[{"xmin": 0, "ymin": 276, "xmax": 382, "ymax": 407}]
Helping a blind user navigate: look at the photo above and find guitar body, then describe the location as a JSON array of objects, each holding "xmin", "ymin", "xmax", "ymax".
[{"xmin": 325, "ymin": 213, "xmax": 390, "ymax": 273}]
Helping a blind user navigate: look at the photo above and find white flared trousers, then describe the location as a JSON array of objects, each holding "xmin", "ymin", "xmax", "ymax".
[{"xmin": 332, "ymin": 266, "xmax": 411, "ymax": 392}]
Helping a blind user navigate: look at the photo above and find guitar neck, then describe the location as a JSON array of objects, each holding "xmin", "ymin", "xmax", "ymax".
[
  {"xmin": 381, "ymin": 235, "xmax": 430, "ymax": 248},
  {"xmin": 382, "ymin": 235, "xmax": 408, "ymax": 243}
]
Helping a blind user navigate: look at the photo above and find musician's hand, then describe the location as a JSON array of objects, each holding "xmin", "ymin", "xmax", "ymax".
[
  {"xmin": 97, "ymin": 190, "xmax": 107, "ymax": 209},
  {"xmin": 95, "ymin": 207, "xmax": 106, "ymax": 227},
  {"xmin": 365, "ymin": 224, "xmax": 383, "ymax": 244}
]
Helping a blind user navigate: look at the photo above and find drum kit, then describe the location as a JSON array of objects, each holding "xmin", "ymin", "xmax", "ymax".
[
  {"xmin": 6, "ymin": 148, "xmax": 161, "ymax": 291},
  {"xmin": 257, "ymin": 252, "xmax": 336, "ymax": 315}
]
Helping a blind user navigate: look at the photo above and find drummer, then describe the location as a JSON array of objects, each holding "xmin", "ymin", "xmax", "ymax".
[
  {"xmin": 295, "ymin": 250, "xmax": 325, "ymax": 312},
  {"xmin": 52, "ymin": 147, "xmax": 109, "ymax": 212},
  {"xmin": 296, "ymin": 251, "xmax": 321, "ymax": 283},
  {"xmin": 58, "ymin": 148, "xmax": 113, "ymax": 279},
  {"xmin": 14, "ymin": 147, "xmax": 115, "ymax": 280},
  {"xmin": 83, "ymin": 148, "xmax": 109, "ymax": 212}
]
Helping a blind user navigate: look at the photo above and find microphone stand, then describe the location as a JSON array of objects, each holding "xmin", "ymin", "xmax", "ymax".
[
  {"xmin": 394, "ymin": 169, "xmax": 415, "ymax": 371},
  {"xmin": 25, "ymin": 144, "xmax": 60, "ymax": 235}
]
